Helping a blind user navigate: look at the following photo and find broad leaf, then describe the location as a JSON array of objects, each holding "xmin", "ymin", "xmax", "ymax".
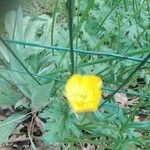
[
  {"xmin": 0, "ymin": 81, "xmax": 22, "ymax": 108},
  {"xmin": 0, "ymin": 112, "xmax": 27, "ymax": 145},
  {"xmin": 31, "ymin": 83, "xmax": 52, "ymax": 110}
]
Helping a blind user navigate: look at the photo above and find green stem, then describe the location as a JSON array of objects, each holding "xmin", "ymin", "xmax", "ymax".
[
  {"xmin": 101, "ymin": 52, "xmax": 150, "ymax": 107},
  {"xmin": 0, "ymin": 37, "xmax": 41, "ymax": 85},
  {"xmin": 73, "ymin": 0, "xmax": 94, "ymax": 40},
  {"xmin": 99, "ymin": 0, "xmax": 122, "ymax": 28},
  {"xmin": 67, "ymin": 0, "xmax": 75, "ymax": 74},
  {"xmin": 94, "ymin": 0, "xmax": 122, "ymax": 50},
  {"xmin": 75, "ymin": 0, "xmax": 80, "ymax": 73},
  {"xmin": 51, "ymin": 0, "xmax": 58, "ymax": 55}
]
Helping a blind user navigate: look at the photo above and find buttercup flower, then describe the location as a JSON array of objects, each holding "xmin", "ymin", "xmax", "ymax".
[{"xmin": 64, "ymin": 74, "xmax": 102, "ymax": 113}]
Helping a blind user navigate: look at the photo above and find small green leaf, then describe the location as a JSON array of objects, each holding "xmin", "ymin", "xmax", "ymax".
[
  {"xmin": 129, "ymin": 121, "xmax": 150, "ymax": 129},
  {"xmin": 122, "ymin": 142, "xmax": 136, "ymax": 150},
  {"xmin": 84, "ymin": 19, "xmax": 100, "ymax": 35},
  {"xmin": 68, "ymin": 122, "xmax": 81, "ymax": 138},
  {"xmin": 31, "ymin": 83, "xmax": 52, "ymax": 110}
]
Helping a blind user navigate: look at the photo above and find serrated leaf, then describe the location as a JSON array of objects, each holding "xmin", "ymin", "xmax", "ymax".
[
  {"xmin": 68, "ymin": 122, "xmax": 81, "ymax": 138},
  {"xmin": 31, "ymin": 83, "xmax": 52, "ymax": 110},
  {"xmin": 0, "ymin": 112, "xmax": 27, "ymax": 145},
  {"xmin": 0, "ymin": 82, "xmax": 22, "ymax": 108},
  {"xmin": 43, "ymin": 119, "xmax": 62, "ymax": 145}
]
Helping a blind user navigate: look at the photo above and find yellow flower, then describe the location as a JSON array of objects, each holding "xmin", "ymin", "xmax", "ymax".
[{"xmin": 64, "ymin": 74, "xmax": 102, "ymax": 113}]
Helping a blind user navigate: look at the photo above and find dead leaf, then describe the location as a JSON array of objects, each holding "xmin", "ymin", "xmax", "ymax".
[
  {"xmin": 138, "ymin": 115, "xmax": 150, "ymax": 121},
  {"xmin": 126, "ymin": 97, "xmax": 139, "ymax": 106},
  {"xmin": 35, "ymin": 116, "xmax": 44, "ymax": 128},
  {"xmin": 114, "ymin": 93, "xmax": 128, "ymax": 107},
  {"xmin": 134, "ymin": 116, "xmax": 140, "ymax": 122},
  {"xmin": 34, "ymin": 138, "xmax": 44, "ymax": 150},
  {"xmin": 0, "ymin": 108, "xmax": 13, "ymax": 120},
  {"xmin": 9, "ymin": 134, "xmax": 27, "ymax": 143},
  {"xmin": 12, "ymin": 124, "xmax": 24, "ymax": 135},
  {"xmin": 83, "ymin": 144, "xmax": 96, "ymax": 150},
  {"xmin": 0, "ymin": 146, "xmax": 18, "ymax": 150}
]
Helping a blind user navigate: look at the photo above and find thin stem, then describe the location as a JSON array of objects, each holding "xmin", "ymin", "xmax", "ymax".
[
  {"xmin": 123, "ymin": 0, "xmax": 132, "ymax": 26},
  {"xmin": 101, "ymin": 52, "xmax": 150, "ymax": 107},
  {"xmin": 75, "ymin": 0, "xmax": 80, "ymax": 73},
  {"xmin": 99, "ymin": 0, "xmax": 122, "ymax": 28},
  {"xmin": 73, "ymin": 0, "xmax": 94, "ymax": 40},
  {"xmin": 0, "ymin": 74, "xmax": 15, "ymax": 87},
  {"xmin": 0, "ymin": 37, "xmax": 41, "ymax": 85},
  {"xmin": 67, "ymin": 0, "xmax": 75, "ymax": 74},
  {"xmin": 93, "ymin": 0, "xmax": 122, "ymax": 50},
  {"xmin": 1, "ymin": 67, "xmax": 150, "ymax": 99},
  {"xmin": 51, "ymin": 0, "xmax": 58, "ymax": 55},
  {"xmin": 3, "ymin": 39, "xmax": 150, "ymax": 63}
]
